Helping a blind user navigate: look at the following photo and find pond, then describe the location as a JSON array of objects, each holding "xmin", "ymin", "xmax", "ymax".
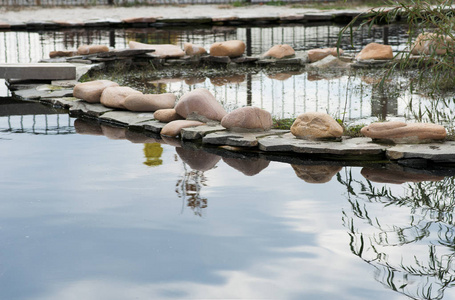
[{"xmin": 2, "ymin": 23, "xmax": 455, "ymax": 300}]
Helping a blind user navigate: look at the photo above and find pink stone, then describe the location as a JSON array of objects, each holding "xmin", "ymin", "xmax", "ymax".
[
  {"xmin": 123, "ymin": 93, "xmax": 176, "ymax": 112},
  {"xmin": 73, "ymin": 80, "xmax": 119, "ymax": 103},
  {"xmin": 291, "ymin": 112, "xmax": 343, "ymax": 139},
  {"xmin": 160, "ymin": 120, "xmax": 205, "ymax": 137},
  {"xmin": 209, "ymin": 40, "xmax": 245, "ymax": 58},
  {"xmin": 129, "ymin": 41, "xmax": 185, "ymax": 58},
  {"xmin": 174, "ymin": 88, "xmax": 227, "ymax": 122},
  {"xmin": 221, "ymin": 106, "xmax": 273, "ymax": 132},
  {"xmin": 154, "ymin": 109, "xmax": 184, "ymax": 123},
  {"xmin": 356, "ymin": 43, "xmax": 393, "ymax": 60},
  {"xmin": 100, "ymin": 86, "xmax": 142, "ymax": 109},
  {"xmin": 262, "ymin": 44, "xmax": 295, "ymax": 59},
  {"xmin": 308, "ymin": 47, "xmax": 343, "ymax": 63},
  {"xmin": 77, "ymin": 44, "xmax": 109, "ymax": 55}
]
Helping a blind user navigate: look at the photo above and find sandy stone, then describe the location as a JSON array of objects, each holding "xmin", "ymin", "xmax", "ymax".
[
  {"xmin": 154, "ymin": 108, "xmax": 184, "ymax": 123},
  {"xmin": 176, "ymin": 147, "xmax": 220, "ymax": 171},
  {"xmin": 49, "ymin": 50, "xmax": 76, "ymax": 58},
  {"xmin": 356, "ymin": 43, "xmax": 393, "ymax": 60},
  {"xmin": 291, "ymin": 112, "xmax": 343, "ymax": 139},
  {"xmin": 100, "ymin": 86, "xmax": 142, "ymax": 109},
  {"xmin": 73, "ymin": 80, "xmax": 119, "ymax": 103},
  {"xmin": 360, "ymin": 121, "xmax": 447, "ymax": 143},
  {"xmin": 222, "ymin": 157, "xmax": 270, "ymax": 176},
  {"xmin": 411, "ymin": 32, "xmax": 454, "ymax": 55},
  {"xmin": 308, "ymin": 47, "xmax": 343, "ymax": 63},
  {"xmin": 160, "ymin": 120, "xmax": 205, "ymax": 137},
  {"xmin": 184, "ymin": 42, "xmax": 207, "ymax": 56},
  {"xmin": 262, "ymin": 44, "xmax": 295, "ymax": 59},
  {"xmin": 129, "ymin": 41, "xmax": 185, "ymax": 58},
  {"xmin": 175, "ymin": 88, "xmax": 227, "ymax": 122},
  {"xmin": 292, "ymin": 165, "xmax": 342, "ymax": 184},
  {"xmin": 123, "ymin": 93, "xmax": 176, "ymax": 112},
  {"xmin": 221, "ymin": 106, "xmax": 273, "ymax": 132},
  {"xmin": 361, "ymin": 167, "xmax": 444, "ymax": 184},
  {"xmin": 77, "ymin": 44, "xmax": 109, "ymax": 55},
  {"xmin": 209, "ymin": 40, "xmax": 245, "ymax": 57}
]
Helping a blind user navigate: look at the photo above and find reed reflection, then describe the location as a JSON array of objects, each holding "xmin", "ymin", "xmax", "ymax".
[{"xmin": 339, "ymin": 167, "xmax": 455, "ymax": 300}]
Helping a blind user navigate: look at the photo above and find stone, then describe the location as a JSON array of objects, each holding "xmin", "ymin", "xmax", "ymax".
[
  {"xmin": 411, "ymin": 32, "xmax": 454, "ymax": 55},
  {"xmin": 386, "ymin": 141, "xmax": 455, "ymax": 162},
  {"xmin": 77, "ymin": 45, "xmax": 110, "ymax": 55},
  {"xmin": 203, "ymin": 130, "xmax": 287, "ymax": 147},
  {"xmin": 0, "ymin": 63, "xmax": 76, "ymax": 80},
  {"xmin": 306, "ymin": 55, "xmax": 351, "ymax": 70},
  {"xmin": 176, "ymin": 147, "xmax": 220, "ymax": 171},
  {"xmin": 123, "ymin": 93, "xmax": 176, "ymax": 112},
  {"xmin": 99, "ymin": 111, "xmax": 155, "ymax": 127},
  {"xmin": 262, "ymin": 44, "xmax": 295, "ymax": 59},
  {"xmin": 356, "ymin": 43, "xmax": 393, "ymax": 60},
  {"xmin": 181, "ymin": 124, "xmax": 225, "ymax": 140},
  {"xmin": 209, "ymin": 40, "xmax": 246, "ymax": 58},
  {"xmin": 361, "ymin": 167, "xmax": 444, "ymax": 184},
  {"xmin": 222, "ymin": 157, "xmax": 270, "ymax": 176},
  {"xmin": 221, "ymin": 106, "xmax": 273, "ymax": 132},
  {"xmin": 160, "ymin": 120, "xmax": 205, "ymax": 137},
  {"xmin": 174, "ymin": 88, "xmax": 227, "ymax": 122},
  {"xmin": 291, "ymin": 112, "xmax": 343, "ymax": 139},
  {"xmin": 184, "ymin": 43, "xmax": 207, "ymax": 56},
  {"xmin": 210, "ymin": 75, "xmax": 245, "ymax": 86},
  {"xmin": 69, "ymin": 102, "xmax": 114, "ymax": 117},
  {"xmin": 308, "ymin": 47, "xmax": 344, "ymax": 63},
  {"xmin": 292, "ymin": 165, "xmax": 342, "ymax": 184},
  {"xmin": 154, "ymin": 108, "xmax": 184, "ymax": 123},
  {"xmin": 360, "ymin": 121, "xmax": 447, "ymax": 143},
  {"xmin": 129, "ymin": 41, "xmax": 185, "ymax": 58},
  {"xmin": 100, "ymin": 86, "xmax": 142, "ymax": 109},
  {"xmin": 122, "ymin": 17, "xmax": 157, "ymax": 23},
  {"xmin": 49, "ymin": 50, "xmax": 76, "ymax": 58},
  {"xmin": 73, "ymin": 80, "xmax": 119, "ymax": 103}
]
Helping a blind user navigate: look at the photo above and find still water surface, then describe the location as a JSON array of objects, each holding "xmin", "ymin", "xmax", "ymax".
[{"xmin": 1, "ymin": 114, "xmax": 455, "ymax": 299}]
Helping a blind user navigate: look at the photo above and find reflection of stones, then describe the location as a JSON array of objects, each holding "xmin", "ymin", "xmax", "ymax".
[
  {"xmin": 361, "ymin": 121, "xmax": 447, "ymax": 143},
  {"xmin": 361, "ymin": 167, "xmax": 444, "ymax": 184},
  {"xmin": 221, "ymin": 106, "xmax": 273, "ymax": 132},
  {"xmin": 222, "ymin": 157, "xmax": 270, "ymax": 176},
  {"xmin": 73, "ymin": 80, "xmax": 119, "ymax": 103},
  {"xmin": 143, "ymin": 143, "xmax": 163, "ymax": 167},
  {"xmin": 101, "ymin": 125, "xmax": 126, "ymax": 140},
  {"xmin": 77, "ymin": 44, "xmax": 109, "ymax": 55},
  {"xmin": 123, "ymin": 93, "xmax": 176, "ymax": 112},
  {"xmin": 161, "ymin": 135, "xmax": 182, "ymax": 147},
  {"xmin": 307, "ymin": 72, "xmax": 342, "ymax": 81},
  {"xmin": 176, "ymin": 147, "xmax": 221, "ymax": 171},
  {"xmin": 291, "ymin": 112, "xmax": 343, "ymax": 139},
  {"xmin": 161, "ymin": 120, "xmax": 205, "ymax": 137},
  {"xmin": 74, "ymin": 118, "xmax": 103, "ymax": 135},
  {"xmin": 292, "ymin": 164, "xmax": 342, "ymax": 183},
  {"xmin": 209, "ymin": 40, "xmax": 245, "ymax": 58},
  {"xmin": 129, "ymin": 41, "xmax": 185, "ymax": 58},
  {"xmin": 184, "ymin": 77, "xmax": 206, "ymax": 85},
  {"xmin": 267, "ymin": 73, "xmax": 292, "ymax": 81},
  {"xmin": 100, "ymin": 86, "xmax": 142, "ymax": 109},
  {"xmin": 125, "ymin": 130, "xmax": 161, "ymax": 144},
  {"xmin": 262, "ymin": 44, "xmax": 295, "ymax": 59},
  {"xmin": 154, "ymin": 108, "xmax": 184, "ymax": 123},
  {"xmin": 209, "ymin": 74, "xmax": 245, "ymax": 86},
  {"xmin": 356, "ymin": 42, "xmax": 393, "ymax": 60},
  {"xmin": 174, "ymin": 88, "xmax": 227, "ymax": 122}
]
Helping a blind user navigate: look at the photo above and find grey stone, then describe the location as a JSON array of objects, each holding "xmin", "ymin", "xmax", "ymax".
[
  {"xmin": 386, "ymin": 142, "xmax": 455, "ymax": 162},
  {"xmin": 181, "ymin": 124, "xmax": 226, "ymax": 140},
  {"xmin": 75, "ymin": 63, "xmax": 105, "ymax": 80},
  {"xmin": 51, "ymin": 97, "xmax": 82, "ymax": 108},
  {"xmin": 231, "ymin": 56, "xmax": 259, "ymax": 63},
  {"xmin": 141, "ymin": 120, "xmax": 168, "ymax": 134},
  {"xmin": 99, "ymin": 111, "xmax": 155, "ymax": 127},
  {"xmin": 259, "ymin": 134, "xmax": 388, "ymax": 156},
  {"xmin": 13, "ymin": 88, "xmax": 72, "ymax": 100},
  {"xmin": 69, "ymin": 102, "xmax": 114, "ymax": 117},
  {"xmin": 306, "ymin": 55, "xmax": 351, "ymax": 70},
  {"xmin": 203, "ymin": 130, "xmax": 288, "ymax": 147},
  {"xmin": 302, "ymin": 12, "xmax": 334, "ymax": 21},
  {"xmin": 0, "ymin": 63, "xmax": 76, "ymax": 80},
  {"xmin": 51, "ymin": 80, "xmax": 78, "ymax": 88},
  {"xmin": 201, "ymin": 56, "xmax": 231, "ymax": 64}
]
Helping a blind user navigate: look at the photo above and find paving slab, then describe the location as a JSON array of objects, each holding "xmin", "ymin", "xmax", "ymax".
[
  {"xmin": 386, "ymin": 142, "xmax": 455, "ymax": 162},
  {"xmin": 141, "ymin": 120, "xmax": 167, "ymax": 133},
  {"xmin": 0, "ymin": 63, "xmax": 76, "ymax": 80},
  {"xmin": 181, "ymin": 124, "xmax": 226, "ymax": 140},
  {"xmin": 69, "ymin": 101, "xmax": 114, "ymax": 117},
  {"xmin": 13, "ymin": 88, "xmax": 73, "ymax": 100},
  {"xmin": 259, "ymin": 134, "xmax": 388, "ymax": 156},
  {"xmin": 99, "ymin": 111, "xmax": 155, "ymax": 126},
  {"xmin": 50, "ymin": 97, "xmax": 82, "ymax": 108},
  {"xmin": 203, "ymin": 129, "xmax": 289, "ymax": 147}
]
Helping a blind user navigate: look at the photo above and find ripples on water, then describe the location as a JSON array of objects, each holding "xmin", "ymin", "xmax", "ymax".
[{"xmin": 1, "ymin": 24, "xmax": 455, "ymax": 299}]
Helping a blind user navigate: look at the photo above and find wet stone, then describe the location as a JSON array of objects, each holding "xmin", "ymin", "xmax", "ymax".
[
  {"xmin": 51, "ymin": 97, "xmax": 82, "ymax": 109},
  {"xmin": 69, "ymin": 102, "xmax": 114, "ymax": 117},
  {"xmin": 203, "ymin": 130, "xmax": 288, "ymax": 147},
  {"xmin": 141, "ymin": 120, "xmax": 167, "ymax": 134},
  {"xmin": 386, "ymin": 142, "xmax": 455, "ymax": 162},
  {"xmin": 181, "ymin": 124, "xmax": 226, "ymax": 140},
  {"xmin": 99, "ymin": 111, "xmax": 155, "ymax": 126},
  {"xmin": 201, "ymin": 56, "xmax": 231, "ymax": 64}
]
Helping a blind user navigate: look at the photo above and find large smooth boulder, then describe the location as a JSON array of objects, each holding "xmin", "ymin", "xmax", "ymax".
[
  {"xmin": 154, "ymin": 109, "xmax": 184, "ymax": 123},
  {"xmin": 129, "ymin": 41, "xmax": 185, "ymax": 58},
  {"xmin": 209, "ymin": 40, "xmax": 245, "ymax": 57},
  {"xmin": 160, "ymin": 120, "xmax": 205, "ymax": 137},
  {"xmin": 411, "ymin": 32, "xmax": 454, "ymax": 55},
  {"xmin": 123, "ymin": 93, "xmax": 176, "ymax": 112},
  {"xmin": 356, "ymin": 43, "xmax": 393, "ymax": 60},
  {"xmin": 77, "ymin": 44, "xmax": 109, "ymax": 55},
  {"xmin": 292, "ymin": 165, "xmax": 342, "ymax": 184},
  {"xmin": 308, "ymin": 47, "xmax": 343, "ymax": 63},
  {"xmin": 174, "ymin": 88, "xmax": 227, "ymax": 122},
  {"xmin": 360, "ymin": 121, "xmax": 447, "ymax": 143},
  {"xmin": 100, "ymin": 86, "xmax": 142, "ymax": 109},
  {"xmin": 184, "ymin": 43, "xmax": 207, "ymax": 56},
  {"xmin": 262, "ymin": 44, "xmax": 295, "ymax": 59},
  {"xmin": 291, "ymin": 112, "xmax": 343, "ymax": 139},
  {"xmin": 221, "ymin": 106, "xmax": 273, "ymax": 132},
  {"xmin": 73, "ymin": 80, "xmax": 119, "ymax": 103}
]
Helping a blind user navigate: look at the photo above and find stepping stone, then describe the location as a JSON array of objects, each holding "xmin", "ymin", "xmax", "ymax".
[{"xmin": 0, "ymin": 63, "xmax": 76, "ymax": 80}]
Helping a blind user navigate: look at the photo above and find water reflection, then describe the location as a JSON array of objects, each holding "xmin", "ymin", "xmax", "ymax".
[
  {"xmin": 340, "ymin": 169, "xmax": 455, "ymax": 299},
  {"xmin": 292, "ymin": 164, "xmax": 342, "ymax": 184},
  {"xmin": 222, "ymin": 156, "xmax": 269, "ymax": 176}
]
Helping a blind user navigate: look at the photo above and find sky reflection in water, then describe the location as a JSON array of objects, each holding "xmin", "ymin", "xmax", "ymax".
[{"xmin": 0, "ymin": 117, "xmax": 454, "ymax": 300}]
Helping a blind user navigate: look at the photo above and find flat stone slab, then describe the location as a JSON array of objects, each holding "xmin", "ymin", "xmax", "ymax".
[
  {"xmin": 203, "ymin": 130, "xmax": 289, "ymax": 147},
  {"xmin": 13, "ymin": 88, "xmax": 73, "ymax": 100},
  {"xmin": 181, "ymin": 124, "xmax": 226, "ymax": 140},
  {"xmin": 69, "ymin": 102, "xmax": 114, "ymax": 117},
  {"xmin": 141, "ymin": 120, "xmax": 167, "ymax": 133},
  {"xmin": 49, "ymin": 97, "xmax": 82, "ymax": 108},
  {"xmin": 259, "ymin": 134, "xmax": 388, "ymax": 156},
  {"xmin": 0, "ymin": 63, "xmax": 76, "ymax": 80},
  {"xmin": 386, "ymin": 142, "xmax": 455, "ymax": 162},
  {"xmin": 99, "ymin": 111, "xmax": 155, "ymax": 126}
]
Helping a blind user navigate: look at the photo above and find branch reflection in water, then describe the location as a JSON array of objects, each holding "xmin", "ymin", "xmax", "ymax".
[{"xmin": 339, "ymin": 166, "xmax": 455, "ymax": 300}]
